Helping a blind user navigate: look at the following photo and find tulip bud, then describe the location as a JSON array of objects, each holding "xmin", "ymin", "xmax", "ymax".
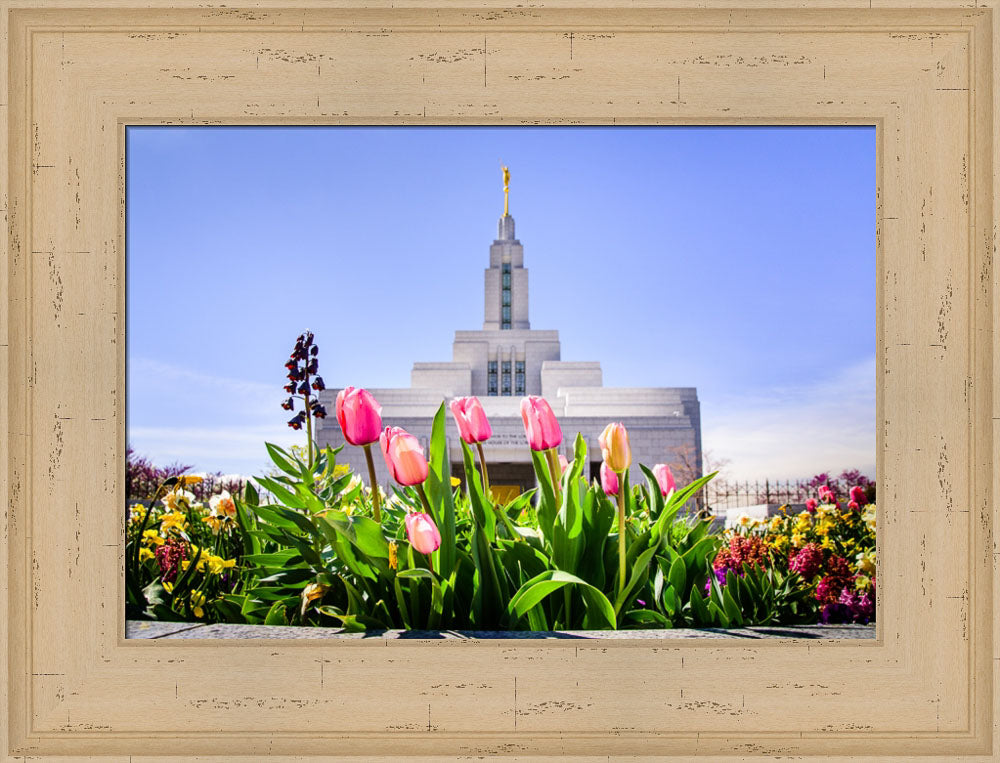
[
  {"xmin": 519, "ymin": 396, "xmax": 562, "ymax": 451},
  {"xmin": 599, "ymin": 422, "xmax": 632, "ymax": 473},
  {"xmin": 405, "ymin": 512, "xmax": 441, "ymax": 555},
  {"xmin": 600, "ymin": 461, "xmax": 620, "ymax": 496},
  {"xmin": 652, "ymin": 463, "xmax": 676, "ymax": 497},
  {"xmin": 335, "ymin": 386, "xmax": 383, "ymax": 446},
  {"xmin": 449, "ymin": 396, "xmax": 492, "ymax": 444},
  {"xmin": 380, "ymin": 426, "xmax": 429, "ymax": 486},
  {"xmin": 558, "ymin": 454, "xmax": 570, "ymax": 474}
]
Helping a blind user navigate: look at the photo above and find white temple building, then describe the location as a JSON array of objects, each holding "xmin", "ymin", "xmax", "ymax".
[{"xmin": 316, "ymin": 174, "xmax": 702, "ymax": 496}]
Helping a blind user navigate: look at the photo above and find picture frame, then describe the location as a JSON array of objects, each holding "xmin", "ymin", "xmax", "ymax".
[{"xmin": 2, "ymin": 1, "xmax": 996, "ymax": 759}]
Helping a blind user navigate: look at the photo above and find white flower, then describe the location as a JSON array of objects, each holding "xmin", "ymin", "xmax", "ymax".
[
  {"xmin": 209, "ymin": 490, "xmax": 236, "ymax": 518},
  {"xmin": 162, "ymin": 488, "xmax": 195, "ymax": 512}
]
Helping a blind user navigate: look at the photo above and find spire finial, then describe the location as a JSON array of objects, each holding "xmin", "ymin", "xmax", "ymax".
[{"xmin": 501, "ymin": 164, "xmax": 510, "ymax": 216}]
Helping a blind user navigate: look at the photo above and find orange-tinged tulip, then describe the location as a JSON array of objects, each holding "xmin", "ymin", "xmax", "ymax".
[
  {"xmin": 405, "ymin": 512, "xmax": 441, "ymax": 555},
  {"xmin": 335, "ymin": 386, "xmax": 382, "ymax": 446},
  {"xmin": 600, "ymin": 461, "xmax": 620, "ymax": 496},
  {"xmin": 449, "ymin": 396, "xmax": 492, "ymax": 444},
  {"xmin": 599, "ymin": 422, "xmax": 631, "ymax": 473},
  {"xmin": 520, "ymin": 396, "xmax": 562, "ymax": 451},
  {"xmin": 379, "ymin": 426, "xmax": 429, "ymax": 486},
  {"xmin": 652, "ymin": 463, "xmax": 676, "ymax": 497}
]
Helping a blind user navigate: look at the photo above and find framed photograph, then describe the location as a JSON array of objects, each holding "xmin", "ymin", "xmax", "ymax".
[{"xmin": 2, "ymin": 1, "xmax": 997, "ymax": 759}]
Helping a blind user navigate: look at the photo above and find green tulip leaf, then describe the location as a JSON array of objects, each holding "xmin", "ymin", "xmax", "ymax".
[{"xmin": 507, "ymin": 570, "xmax": 616, "ymax": 630}]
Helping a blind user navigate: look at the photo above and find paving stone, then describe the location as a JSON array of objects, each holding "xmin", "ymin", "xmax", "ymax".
[
  {"xmin": 126, "ymin": 620, "xmax": 874, "ymax": 640},
  {"xmin": 125, "ymin": 620, "xmax": 210, "ymax": 639}
]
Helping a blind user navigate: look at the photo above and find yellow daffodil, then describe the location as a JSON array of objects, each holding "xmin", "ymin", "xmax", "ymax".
[
  {"xmin": 138, "ymin": 547, "xmax": 154, "ymax": 562},
  {"xmin": 159, "ymin": 510, "xmax": 189, "ymax": 535},
  {"xmin": 190, "ymin": 590, "xmax": 207, "ymax": 618},
  {"xmin": 142, "ymin": 529, "xmax": 165, "ymax": 547},
  {"xmin": 856, "ymin": 553, "xmax": 876, "ymax": 575},
  {"xmin": 202, "ymin": 515, "xmax": 224, "ymax": 535},
  {"xmin": 450, "ymin": 476, "xmax": 462, "ymax": 488},
  {"xmin": 770, "ymin": 535, "xmax": 789, "ymax": 553},
  {"xmin": 129, "ymin": 503, "xmax": 150, "ymax": 524},
  {"xmin": 300, "ymin": 582, "xmax": 329, "ymax": 616},
  {"xmin": 206, "ymin": 555, "xmax": 236, "ymax": 575},
  {"xmin": 388, "ymin": 541, "xmax": 398, "ymax": 571},
  {"xmin": 792, "ymin": 532, "xmax": 807, "ymax": 548}
]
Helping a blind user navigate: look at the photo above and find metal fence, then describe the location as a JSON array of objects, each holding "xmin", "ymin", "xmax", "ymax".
[{"xmin": 701, "ymin": 479, "xmax": 815, "ymax": 511}]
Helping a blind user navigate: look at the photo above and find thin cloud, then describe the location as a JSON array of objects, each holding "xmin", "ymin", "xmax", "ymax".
[
  {"xmin": 703, "ymin": 356, "xmax": 875, "ymax": 481},
  {"xmin": 127, "ymin": 358, "xmax": 299, "ymax": 475},
  {"xmin": 128, "ymin": 424, "xmax": 299, "ymax": 477}
]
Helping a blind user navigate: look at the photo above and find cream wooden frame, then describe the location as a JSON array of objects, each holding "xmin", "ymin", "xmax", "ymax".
[{"xmin": 1, "ymin": 2, "xmax": 997, "ymax": 759}]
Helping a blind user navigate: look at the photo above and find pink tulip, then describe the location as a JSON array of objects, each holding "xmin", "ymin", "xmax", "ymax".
[
  {"xmin": 379, "ymin": 426, "xmax": 429, "ymax": 486},
  {"xmin": 599, "ymin": 422, "xmax": 632, "ymax": 473},
  {"xmin": 449, "ymin": 396, "xmax": 492, "ymax": 444},
  {"xmin": 805, "ymin": 498, "xmax": 818, "ymax": 513},
  {"xmin": 652, "ymin": 463, "xmax": 676, "ymax": 497},
  {"xmin": 520, "ymin": 396, "xmax": 562, "ymax": 451},
  {"xmin": 600, "ymin": 461, "xmax": 620, "ymax": 496},
  {"xmin": 558, "ymin": 454, "xmax": 570, "ymax": 474},
  {"xmin": 335, "ymin": 386, "xmax": 382, "ymax": 446},
  {"xmin": 405, "ymin": 512, "xmax": 441, "ymax": 555},
  {"xmin": 849, "ymin": 485, "xmax": 866, "ymax": 504},
  {"xmin": 847, "ymin": 500, "xmax": 860, "ymax": 510}
]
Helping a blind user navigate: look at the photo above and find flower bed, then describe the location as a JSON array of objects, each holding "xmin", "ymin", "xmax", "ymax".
[{"xmin": 126, "ymin": 331, "xmax": 876, "ymax": 632}]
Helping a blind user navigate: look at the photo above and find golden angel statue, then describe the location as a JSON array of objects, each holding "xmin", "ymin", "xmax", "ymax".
[{"xmin": 502, "ymin": 165, "xmax": 510, "ymax": 216}]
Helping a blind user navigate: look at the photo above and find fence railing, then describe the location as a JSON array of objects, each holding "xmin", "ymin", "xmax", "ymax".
[{"xmin": 701, "ymin": 479, "xmax": 815, "ymax": 511}]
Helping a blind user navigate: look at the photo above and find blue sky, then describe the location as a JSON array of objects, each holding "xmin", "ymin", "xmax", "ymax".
[{"xmin": 126, "ymin": 126, "xmax": 875, "ymax": 480}]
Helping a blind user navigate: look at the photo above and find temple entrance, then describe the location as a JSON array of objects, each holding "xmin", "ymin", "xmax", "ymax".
[{"xmin": 451, "ymin": 461, "xmax": 537, "ymax": 501}]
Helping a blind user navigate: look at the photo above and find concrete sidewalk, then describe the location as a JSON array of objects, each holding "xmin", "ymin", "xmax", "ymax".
[{"xmin": 126, "ymin": 620, "xmax": 876, "ymax": 640}]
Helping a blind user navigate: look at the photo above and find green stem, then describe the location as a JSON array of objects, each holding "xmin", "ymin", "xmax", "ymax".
[
  {"xmin": 475, "ymin": 440, "xmax": 491, "ymax": 498},
  {"xmin": 304, "ymin": 389, "xmax": 314, "ymax": 468},
  {"xmin": 362, "ymin": 443, "xmax": 382, "ymax": 523},
  {"xmin": 616, "ymin": 482, "xmax": 627, "ymax": 598},
  {"xmin": 415, "ymin": 481, "xmax": 433, "ymax": 517},
  {"xmin": 545, "ymin": 447, "xmax": 563, "ymax": 506}
]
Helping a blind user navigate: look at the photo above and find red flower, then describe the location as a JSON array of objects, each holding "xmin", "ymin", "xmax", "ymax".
[
  {"xmin": 155, "ymin": 540, "xmax": 187, "ymax": 583},
  {"xmin": 789, "ymin": 543, "xmax": 824, "ymax": 580}
]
